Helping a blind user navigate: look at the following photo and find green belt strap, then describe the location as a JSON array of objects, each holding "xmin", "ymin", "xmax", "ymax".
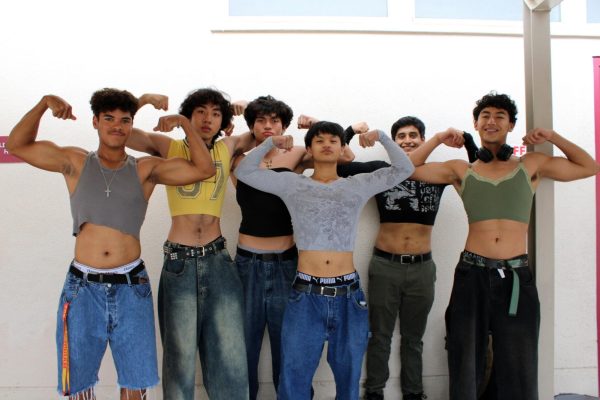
[
  {"xmin": 507, "ymin": 259, "xmax": 523, "ymax": 317},
  {"xmin": 509, "ymin": 271, "xmax": 520, "ymax": 316}
]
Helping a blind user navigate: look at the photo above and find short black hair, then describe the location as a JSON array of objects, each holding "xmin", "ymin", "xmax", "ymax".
[
  {"xmin": 244, "ymin": 95, "xmax": 293, "ymax": 129},
  {"xmin": 90, "ymin": 88, "xmax": 138, "ymax": 118},
  {"xmin": 390, "ymin": 116, "xmax": 426, "ymax": 140},
  {"xmin": 304, "ymin": 121, "xmax": 345, "ymax": 148},
  {"xmin": 473, "ymin": 91, "xmax": 518, "ymax": 124},
  {"xmin": 179, "ymin": 88, "xmax": 233, "ymax": 132}
]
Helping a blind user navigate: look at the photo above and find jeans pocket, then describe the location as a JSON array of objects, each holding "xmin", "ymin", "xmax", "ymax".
[
  {"xmin": 351, "ymin": 289, "xmax": 369, "ymax": 311},
  {"xmin": 163, "ymin": 258, "xmax": 186, "ymax": 276},
  {"xmin": 287, "ymin": 288, "xmax": 305, "ymax": 304},
  {"xmin": 61, "ymin": 273, "xmax": 82, "ymax": 303},
  {"xmin": 134, "ymin": 271, "xmax": 152, "ymax": 298}
]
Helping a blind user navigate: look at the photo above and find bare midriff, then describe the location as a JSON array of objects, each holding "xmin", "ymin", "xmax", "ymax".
[
  {"xmin": 237, "ymin": 233, "xmax": 295, "ymax": 252},
  {"xmin": 464, "ymin": 219, "xmax": 529, "ymax": 259},
  {"xmin": 74, "ymin": 223, "xmax": 141, "ymax": 268},
  {"xmin": 167, "ymin": 214, "xmax": 222, "ymax": 247},
  {"xmin": 297, "ymin": 250, "xmax": 355, "ymax": 277},
  {"xmin": 376, "ymin": 222, "xmax": 433, "ymax": 255}
]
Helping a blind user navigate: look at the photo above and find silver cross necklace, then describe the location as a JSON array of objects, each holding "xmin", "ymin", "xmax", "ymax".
[{"xmin": 97, "ymin": 153, "xmax": 127, "ymax": 198}]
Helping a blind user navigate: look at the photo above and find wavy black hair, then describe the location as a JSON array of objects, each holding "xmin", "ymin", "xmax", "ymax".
[
  {"xmin": 90, "ymin": 88, "xmax": 138, "ymax": 118},
  {"xmin": 179, "ymin": 88, "xmax": 233, "ymax": 132},
  {"xmin": 473, "ymin": 91, "xmax": 518, "ymax": 124},
  {"xmin": 244, "ymin": 95, "xmax": 293, "ymax": 129}
]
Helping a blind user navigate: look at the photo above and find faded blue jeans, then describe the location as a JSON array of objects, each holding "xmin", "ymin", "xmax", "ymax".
[
  {"xmin": 56, "ymin": 264, "xmax": 159, "ymax": 396},
  {"xmin": 158, "ymin": 239, "xmax": 249, "ymax": 400},
  {"xmin": 235, "ymin": 247, "xmax": 298, "ymax": 400},
  {"xmin": 278, "ymin": 278, "xmax": 370, "ymax": 400}
]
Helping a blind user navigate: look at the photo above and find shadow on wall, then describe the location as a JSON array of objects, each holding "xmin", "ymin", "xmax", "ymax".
[{"xmin": 555, "ymin": 395, "xmax": 599, "ymax": 400}]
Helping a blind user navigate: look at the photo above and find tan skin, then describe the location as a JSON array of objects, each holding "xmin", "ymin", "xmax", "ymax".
[
  {"xmin": 6, "ymin": 94, "xmax": 215, "ymax": 400},
  {"xmin": 269, "ymin": 130, "xmax": 384, "ymax": 277},
  {"xmin": 410, "ymin": 106, "xmax": 600, "ymax": 259},
  {"xmin": 230, "ymin": 113, "xmax": 362, "ymax": 252},
  {"xmin": 373, "ymin": 125, "xmax": 465, "ymax": 254},
  {"xmin": 126, "ymin": 95, "xmax": 255, "ymax": 246}
]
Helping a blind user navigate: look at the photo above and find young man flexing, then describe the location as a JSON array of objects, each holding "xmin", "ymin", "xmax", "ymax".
[
  {"xmin": 126, "ymin": 88, "xmax": 254, "ymax": 400},
  {"xmin": 235, "ymin": 121, "xmax": 414, "ymax": 400},
  {"xmin": 232, "ymin": 97, "xmax": 364, "ymax": 399},
  {"xmin": 338, "ymin": 117, "xmax": 474, "ymax": 400},
  {"xmin": 410, "ymin": 92, "xmax": 599, "ymax": 400},
  {"xmin": 7, "ymin": 89, "xmax": 215, "ymax": 400}
]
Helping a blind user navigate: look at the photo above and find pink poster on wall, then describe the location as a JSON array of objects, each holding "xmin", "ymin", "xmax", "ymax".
[{"xmin": 0, "ymin": 136, "xmax": 23, "ymax": 163}]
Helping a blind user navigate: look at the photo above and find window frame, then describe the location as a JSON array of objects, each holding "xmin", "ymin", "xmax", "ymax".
[{"xmin": 212, "ymin": 0, "xmax": 600, "ymax": 38}]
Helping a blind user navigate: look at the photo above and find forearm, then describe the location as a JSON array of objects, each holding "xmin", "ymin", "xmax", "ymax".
[
  {"xmin": 379, "ymin": 131, "xmax": 414, "ymax": 175},
  {"xmin": 408, "ymin": 134, "xmax": 442, "ymax": 166},
  {"xmin": 235, "ymin": 137, "xmax": 274, "ymax": 181},
  {"xmin": 462, "ymin": 131, "xmax": 479, "ymax": 163},
  {"xmin": 182, "ymin": 119, "xmax": 215, "ymax": 176},
  {"xmin": 235, "ymin": 137, "xmax": 289, "ymax": 194}
]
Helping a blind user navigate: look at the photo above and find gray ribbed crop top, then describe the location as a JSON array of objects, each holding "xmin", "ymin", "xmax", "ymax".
[
  {"xmin": 235, "ymin": 133, "xmax": 414, "ymax": 251},
  {"xmin": 70, "ymin": 152, "xmax": 147, "ymax": 239}
]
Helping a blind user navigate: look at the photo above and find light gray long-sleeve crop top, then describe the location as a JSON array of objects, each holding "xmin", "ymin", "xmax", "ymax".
[{"xmin": 234, "ymin": 132, "xmax": 414, "ymax": 251}]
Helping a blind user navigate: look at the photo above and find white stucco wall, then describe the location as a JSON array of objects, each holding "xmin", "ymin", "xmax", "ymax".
[{"xmin": 0, "ymin": 1, "xmax": 598, "ymax": 399}]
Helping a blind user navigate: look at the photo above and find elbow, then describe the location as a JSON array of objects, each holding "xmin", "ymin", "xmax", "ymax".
[
  {"xmin": 200, "ymin": 163, "xmax": 217, "ymax": 180},
  {"xmin": 5, "ymin": 136, "xmax": 21, "ymax": 157}
]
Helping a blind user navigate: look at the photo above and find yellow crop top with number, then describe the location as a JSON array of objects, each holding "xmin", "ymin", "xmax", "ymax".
[{"xmin": 166, "ymin": 139, "xmax": 231, "ymax": 217}]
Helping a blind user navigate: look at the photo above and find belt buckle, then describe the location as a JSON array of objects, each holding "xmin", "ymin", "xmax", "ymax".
[
  {"xmin": 199, "ymin": 246, "xmax": 206, "ymax": 257},
  {"xmin": 322, "ymin": 286, "xmax": 337, "ymax": 297},
  {"xmin": 400, "ymin": 254, "xmax": 413, "ymax": 264}
]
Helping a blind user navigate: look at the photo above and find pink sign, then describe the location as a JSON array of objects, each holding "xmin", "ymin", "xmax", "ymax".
[
  {"xmin": 513, "ymin": 145, "xmax": 527, "ymax": 156},
  {"xmin": 0, "ymin": 136, "xmax": 23, "ymax": 163}
]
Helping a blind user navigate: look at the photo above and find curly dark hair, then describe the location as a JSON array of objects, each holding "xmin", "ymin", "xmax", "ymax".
[
  {"xmin": 243, "ymin": 95, "xmax": 293, "ymax": 129},
  {"xmin": 179, "ymin": 88, "xmax": 233, "ymax": 133},
  {"xmin": 390, "ymin": 116, "xmax": 426, "ymax": 140},
  {"xmin": 473, "ymin": 91, "xmax": 518, "ymax": 124},
  {"xmin": 304, "ymin": 121, "xmax": 345, "ymax": 148},
  {"xmin": 90, "ymin": 88, "xmax": 138, "ymax": 118}
]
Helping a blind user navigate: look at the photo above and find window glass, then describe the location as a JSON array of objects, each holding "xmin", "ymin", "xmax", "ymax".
[
  {"xmin": 415, "ymin": 0, "xmax": 560, "ymax": 21},
  {"xmin": 229, "ymin": 0, "xmax": 387, "ymax": 17},
  {"xmin": 588, "ymin": 0, "xmax": 600, "ymax": 23}
]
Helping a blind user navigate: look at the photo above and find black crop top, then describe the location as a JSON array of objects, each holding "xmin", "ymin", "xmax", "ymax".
[
  {"xmin": 236, "ymin": 167, "xmax": 294, "ymax": 237},
  {"xmin": 337, "ymin": 161, "xmax": 446, "ymax": 225}
]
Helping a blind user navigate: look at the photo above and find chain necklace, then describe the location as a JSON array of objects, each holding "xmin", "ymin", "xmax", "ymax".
[{"xmin": 97, "ymin": 153, "xmax": 127, "ymax": 198}]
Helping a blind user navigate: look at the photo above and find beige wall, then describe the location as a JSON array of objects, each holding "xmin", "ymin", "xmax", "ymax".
[{"xmin": 0, "ymin": 1, "xmax": 598, "ymax": 398}]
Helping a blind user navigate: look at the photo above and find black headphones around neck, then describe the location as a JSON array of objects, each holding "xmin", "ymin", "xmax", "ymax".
[{"xmin": 476, "ymin": 144, "xmax": 514, "ymax": 163}]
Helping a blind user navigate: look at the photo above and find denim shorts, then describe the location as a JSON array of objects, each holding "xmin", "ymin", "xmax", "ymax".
[{"xmin": 55, "ymin": 262, "xmax": 159, "ymax": 396}]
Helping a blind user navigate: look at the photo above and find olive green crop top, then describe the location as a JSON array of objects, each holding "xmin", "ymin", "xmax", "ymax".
[{"xmin": 459, "ymin": 162, "xmax": 534, "ymax": 224}]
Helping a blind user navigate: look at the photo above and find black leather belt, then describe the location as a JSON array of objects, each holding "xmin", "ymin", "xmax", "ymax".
[
  {"xmin": 373, "ymin": 248, "xmax": 432, "ymax": 264},
  {"xmin": 292, "ymin": 280, "xmax": 360, "ymax": 297},
  {"xmin": 69, "ymin": 262, "xmax": 146, "ymax": 284},
  {"xmin": 163, "ymin": 238, "xmax": 226, "ymax": 260},
  {"xmin": 236, "ymin": 246, "xmax": 298, "ymax": 262}
]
